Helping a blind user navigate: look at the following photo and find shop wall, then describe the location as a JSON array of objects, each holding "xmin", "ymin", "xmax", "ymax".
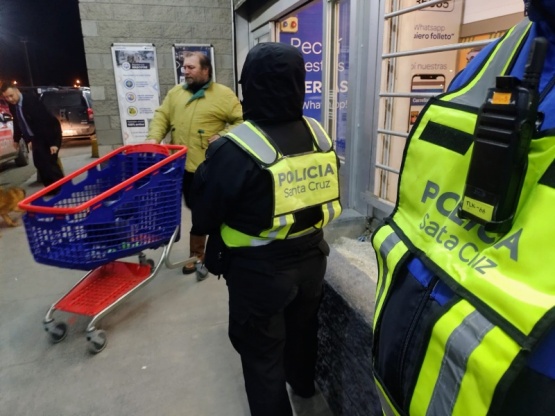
[
  {"xmin": 463, "ymin": 0, "xmax": 523, "ymax": 23},
  {"xmin": 457, "ymin": 0, "xmax": 522, "ymax": 73},
  {"xmin": 79, "ymin": 0, "xmax": 235, "ymax": 146}
]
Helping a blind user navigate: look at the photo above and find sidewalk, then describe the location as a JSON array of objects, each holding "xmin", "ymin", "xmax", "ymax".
[{"xmin": 0, "ymin": 148, "xmax": 334, "ymax": 416}]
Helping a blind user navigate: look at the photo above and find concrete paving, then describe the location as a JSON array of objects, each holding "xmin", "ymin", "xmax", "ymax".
[{"xmin": 0, "ymin": 147, "xmax": 335, "ymax": 416}]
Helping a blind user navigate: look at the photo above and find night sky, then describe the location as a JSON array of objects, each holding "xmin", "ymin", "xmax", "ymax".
[{"xmin": 0, "ymin": 0, "xmax": 88, "ymax": 87}]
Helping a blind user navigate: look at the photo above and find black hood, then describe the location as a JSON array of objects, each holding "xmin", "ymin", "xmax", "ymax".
[
  {"xmin": 240, "ymin": 42, "xmax": 306, "ymax": 122},
  {"xmin": 526, "ymin": 0, "xmax": 555, "ymax": 43}
]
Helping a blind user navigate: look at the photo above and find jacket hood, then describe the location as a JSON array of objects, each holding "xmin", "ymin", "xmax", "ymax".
[
  {"xmin": 526, "ymin": 0, "xmax": 555, "ymax": 43},
  {"xmin": 240, "ymin": 42, "xmax": 305, "ymax": 122}
]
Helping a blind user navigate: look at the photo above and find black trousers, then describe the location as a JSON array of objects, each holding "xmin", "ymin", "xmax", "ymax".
[
  {"xmin": 32, "ymin": 138, "xmax": 63, "ymax": 188},
  {"xmin": 182, "ymin": 170, "xmax": 204, "ymax": 235},
  {"xmin": 225, "ymin": 240, "xmax": 327, "ymax": 416}
]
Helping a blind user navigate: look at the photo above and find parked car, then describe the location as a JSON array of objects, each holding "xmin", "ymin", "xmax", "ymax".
[
  {"xmin": 0, "ymin": 100, "xmax": 29, "ymax": 168},
  {"xmin": 0, "ymin": 97, "xmax": 10, "ymax": 115},
  {"xmin": 40, "ymin": 87, "xmax": 95, "ymax": 141}
]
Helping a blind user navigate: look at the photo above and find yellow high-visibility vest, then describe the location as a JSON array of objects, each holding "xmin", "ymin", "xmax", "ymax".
[
  {"xmin": 221, "ymin": 117, "xmax": 342, "ymax": 247},
  {"xmin": 372, "ymin": 18, "xmax": 555, "ymax": 415}
]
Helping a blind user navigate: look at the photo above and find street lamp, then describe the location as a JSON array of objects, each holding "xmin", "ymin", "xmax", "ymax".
[{"xmin": 20, "ymin": 37, "xmax": 34, "ymax": 87}]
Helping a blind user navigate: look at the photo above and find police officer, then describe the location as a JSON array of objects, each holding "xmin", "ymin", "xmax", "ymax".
[
  {"xmin": 191, "ymin": 43, "xmax": 342, "ymax": 416},
  {"xmin": 371, "ymin": 1, "xmax": 555, "ymax": 415}
]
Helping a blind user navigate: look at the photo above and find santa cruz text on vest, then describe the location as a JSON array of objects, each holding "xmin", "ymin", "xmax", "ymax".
[
  {"xmin": 278, "ymin": 162, "xmax": 335, "ymax": 198},
  {"xmin": 419, "ymin": 180, "xmax": 523, "ymax": 274}
]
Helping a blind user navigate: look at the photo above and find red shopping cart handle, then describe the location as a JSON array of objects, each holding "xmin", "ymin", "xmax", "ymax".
[
  {"xmin": 121, "ymin": 143, "xmax": 170, "ymax": 155},
  {"xmin": 19, "ymin": 144, "xmax": 187, "ymax": 214}
]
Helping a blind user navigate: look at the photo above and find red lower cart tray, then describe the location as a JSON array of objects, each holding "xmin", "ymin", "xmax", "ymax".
[{"xmin": 55, "ymin": 261, "xmax": 152, "ymax": 316}]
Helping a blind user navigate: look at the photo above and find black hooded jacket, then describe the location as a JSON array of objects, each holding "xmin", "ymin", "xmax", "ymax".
[{"xmin": 192, "ymin": 43, "xmax": 328, "ymax": 245}]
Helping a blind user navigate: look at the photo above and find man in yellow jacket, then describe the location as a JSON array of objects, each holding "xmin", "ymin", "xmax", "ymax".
[{"xmin": 148, "ymin": 51, "xmax": 243, "ymax": 274}]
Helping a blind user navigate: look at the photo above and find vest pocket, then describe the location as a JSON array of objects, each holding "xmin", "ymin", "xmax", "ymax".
[{"xmin": 373, "ymin": 256, "xmax": 456, "ymax": 412}]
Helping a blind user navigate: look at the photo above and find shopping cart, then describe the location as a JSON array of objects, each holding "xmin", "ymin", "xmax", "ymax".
[{"xmin": 18, "ymin": 144, "xmax": 207, "ymax": 354}]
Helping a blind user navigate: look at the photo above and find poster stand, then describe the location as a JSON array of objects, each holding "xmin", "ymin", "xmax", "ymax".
[{"xmin": 111, "ymin": 43, "xmax": 160, "ymax": 144}]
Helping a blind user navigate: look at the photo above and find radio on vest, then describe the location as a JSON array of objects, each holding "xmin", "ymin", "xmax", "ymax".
[{"xmin": 459, "ymin": 37, "xmax": 548, "ymax": 233}]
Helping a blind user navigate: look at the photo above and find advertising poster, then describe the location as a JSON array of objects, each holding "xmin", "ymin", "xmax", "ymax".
[
  {"xmin": 172, "ymin": 44, "xmax": 216, "ymax": 85},
  {"xmin": 278, "ymin": 0, "xmax": 323, "ymax": 121},
  {"xmin": 399, "ymin": 0, "xmax": 464, "ymax": 132},
  {"xmin": 277, "ymin": 0, "xmax": 350, "ymax": 158},
  {"xmin": 111, "ymin": 43, "xmax": 160, "ymax": 144}
]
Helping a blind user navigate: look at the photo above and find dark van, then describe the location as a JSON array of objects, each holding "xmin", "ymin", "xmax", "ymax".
[{"xmin": 40, "ymin": 87, "xmax": 95, "ymax": 141}]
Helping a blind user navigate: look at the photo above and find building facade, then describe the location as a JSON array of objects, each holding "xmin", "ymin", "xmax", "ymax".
[
  {"xmin": 80, "ymin": 0, "xmax": 525, "ymax": 219},
  {"xmin": 79, "ymin": 0, "xmax": 236, "ymax": 146}
]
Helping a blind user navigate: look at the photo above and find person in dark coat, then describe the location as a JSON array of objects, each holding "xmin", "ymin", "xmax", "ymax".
[
  {"xmin": 191, "ymin": 43, "xmax": 342, "ymax": 416},
  {"xmin": 1, "ymin": 82, "xmax": 63, "ymax": 189}
]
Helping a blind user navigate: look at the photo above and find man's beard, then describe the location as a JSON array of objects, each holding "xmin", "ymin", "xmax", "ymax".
[{"xmin": 186, "ymin": 77, "xmax": 207, "ymax": 90}]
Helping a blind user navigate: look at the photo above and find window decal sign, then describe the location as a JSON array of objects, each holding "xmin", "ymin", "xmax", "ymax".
[
  {"xmin": 278, "ymin": 0, "xmax": 324, "ymax": 122},
  {"xmin": 400, "ymin": 0, "xmax": 464, "ymax": 131}
]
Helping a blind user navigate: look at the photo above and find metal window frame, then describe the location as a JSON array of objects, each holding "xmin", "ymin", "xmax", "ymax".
[
  {"xmin": 366, "ymin": 0, "xmax": 497, "ymax": 220},
  {"xmin": 340, "ymin": 0, "xmax": 387, "ymax": 217}
]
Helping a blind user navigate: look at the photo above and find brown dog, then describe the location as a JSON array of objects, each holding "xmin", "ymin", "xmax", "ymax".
[{"xmin": 0, "ymin": 186, "xmax": 26, "ymax": 231}]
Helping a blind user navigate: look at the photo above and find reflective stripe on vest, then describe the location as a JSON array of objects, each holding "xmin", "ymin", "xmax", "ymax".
[
  {"xmin": 371, "ymin": 18, "xmax": 555, "ymax": 416},
  {"xmin": 220, "ymin": 224, "xmax": 275, "ymax": 247},
  {"xmin": 375, "ymin": 378, "xmax": 403, "ymax": 416},
  {"xmin": 222, "ymin": 118, "xmax": 342, "ymax": 247},
  {"xmin": 442, "ymin": 19, "xmax": 531, "ymax": 107},
  {"xmin": 409, "ymin": 300, "xmax": 520, "ymax": 416},
  {"xmin": 227, "ymin": 121, "xmax": 279, "ymax": 165},
  {"xmin": 304, "ymin": 116, "xmax": 333, "ymax": 152},
  {"xmin": 226, "ymin": 116, "xmax": 332, "ymax": 165},
  {"xmin": 371, "ymin": 225, "xmax": 408, "ymax": 328},
  {"xmin": 317, "ymin": 200, "xmax": 342, "ymax": 229}
]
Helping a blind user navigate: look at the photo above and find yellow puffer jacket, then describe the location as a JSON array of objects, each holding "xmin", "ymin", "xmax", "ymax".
[{"xmin": 148, "ymin": 81, "xmax": 243, "ymax": 172}]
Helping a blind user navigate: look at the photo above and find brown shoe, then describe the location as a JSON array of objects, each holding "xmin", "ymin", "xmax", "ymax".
[{"xmin": 182, "ymin": 262, "xmax": 196, "ymax": 274}]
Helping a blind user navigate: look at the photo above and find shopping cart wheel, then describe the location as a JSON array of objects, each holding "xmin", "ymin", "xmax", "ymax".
[
  {"xmin": 138, "ymin": 253, "xmax": 155, "ymax": 271},
  {"xmin": 44, "ymin": 320, "xmax": 68, "ymax": 344},
  {"xmin": 87, "ymin": 329, "xmax": 107, "ymax": 354}
]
